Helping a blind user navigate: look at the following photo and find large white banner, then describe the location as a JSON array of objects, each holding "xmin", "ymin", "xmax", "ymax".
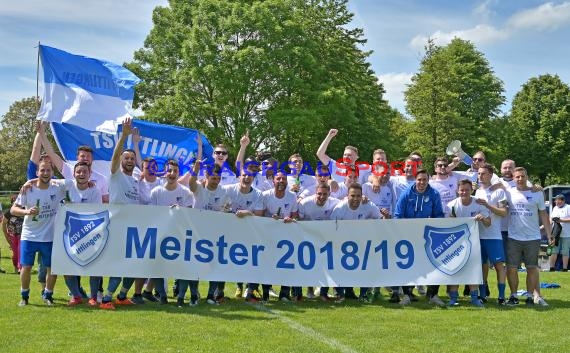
[{"xmin": 52, "ymin": 204, "xmax": 483, "ymax": 286}]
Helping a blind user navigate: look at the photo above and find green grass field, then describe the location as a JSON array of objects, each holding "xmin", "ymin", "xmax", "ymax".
[{"xmin": 0, "ymin": 229, "xmax": 568, "ymax": 353}]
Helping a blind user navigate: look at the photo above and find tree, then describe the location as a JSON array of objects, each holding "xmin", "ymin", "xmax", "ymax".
[
  {"xmin": 0, "ymin": 97, "xmax": 38, "ymax": 190},
  {"xmin": 126, "ymin": 0, "xmax": 392, "ymax": 165},
  {"xmin": 403, "ymin": 38, "xmax": 505, "ymax": 165},
  {"xmin": 506, "ymin": 74, "xmax": 570, "ymax": 185}
]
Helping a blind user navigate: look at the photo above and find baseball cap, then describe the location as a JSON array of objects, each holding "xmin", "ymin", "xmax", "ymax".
[{"xmin": 554, "ymin": 194, "xmax": 565, "ymax": 200}]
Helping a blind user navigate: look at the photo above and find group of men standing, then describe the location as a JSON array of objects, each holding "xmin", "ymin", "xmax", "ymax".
[{"xmin": 8, "ymin": 121, "xmax": 560, "ymax": 309}]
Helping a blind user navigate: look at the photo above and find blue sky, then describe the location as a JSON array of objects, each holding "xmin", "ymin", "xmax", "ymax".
[{"xmin": 1, "ymin": 0, "xmax": 569, "ymax": 119}]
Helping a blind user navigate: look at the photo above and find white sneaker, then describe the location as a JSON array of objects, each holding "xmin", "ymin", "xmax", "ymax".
[
  {"xmin": 534, "ymin": 296, "xmax": 549, "ymax": 306},
  {"xmin": 429, "ymin": 295, "xmax": 445, "ymax": 307},
  {"xmin": 314, "ymin": 287, "xmax": 321, "ymax": 297},
  {"xmin": 269, "ymin": 288, "xmax": 279, "ymax": 298},
  {"xmin": 399, "ymin": 294, "xmax": 411, "ymax": 306},
  {"xmin": 96, "ymin": 291, "xmax": 103, "ymax": 304}
]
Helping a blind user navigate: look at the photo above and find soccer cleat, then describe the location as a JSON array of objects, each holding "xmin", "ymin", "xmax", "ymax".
[
  {"xmin": 88, "ymin": 298, "xmax": 98, "ymax": 306},
  {"xmin": 447, "ymin": 298, "xmax": 460, "ymax": 307},
  {"xmin": 18, "ymin": 298, "xmax": 29, "ymax": 307},
  {"xmin": 497, "ymin": 297, "xmax": 506, "ymax": 306},
  {"xmin": 130, "ymin": 295, "xmax": 145, "ymax": 305},
  {"xmin": 279, "ymin": 295, "xmax": 292, "ymax": 302},
  {"xmin": 159, "ymin": 296, "xmax": 168, "ymax": 305},
  {"xmin": 373, "ymin": 288, "xmax": 381, "ymax": 300},
  {"xmin": 470, "ymin": 298, "xmax": 485, "ymax": 308},
  {"xmin": 525, "ymin": 297, "xmax": 534, "ymax": 306},
  {"xmin": 99, "ymin": 302, "xmax": 115, "ymax": 310},
  {"xmin": 268, "ymin": 288, "xmax": 279, "ymax": 298},
  {"xmin": 142, "ymin": 290, "xmax": 159, "ymax": 302},
  {"xmin": 245, "ymin": 295, "xmax": 259, "ymax": 303},
  {"xmin": 334, "ymin": 296, "xmax": 345, "ymax": 304},
  {"xmin": 399, "ymin": 295, "xmax": 411, "ymax": 306},
  {"xmin": 478, "ymin": 296, "xmax": 488, "ymax": 303},
  {"xmin": 389, "ymin": 293, "xmax": 400, "ymax": 303},
  {"xmin": 235, "ymin": 287, "xmax": 243, "ymax": 298},
  {"xmin": 177, "ymin": 298, "xmax": 184, "ymax": 308},
  {"xmin": 206, "ymin": 295, "xmax": 219, "ymax": 305},
  {"xmin": 114, "ymin": 297, "xmax": 134, "ymax": 305},
  {"xmin": 429, "ymin": 295, "xmax": 445, "ymax": 307},
  {"xmin": 533, "ymin": 296, "xmax": 549, "ymax": 307},
  {"xmin": 43, "ymin": 293, "xmax": 55, "ymax": 306},
  {"xmin": 68, "ymin": 296, "xmax": 83, "ymax": 306},
  {"xmin": 506, "ymin": 296, "xmax": 519, "ymax": 306},
  {"xmin": 409, "ymin": 292, "xmax": 419, "ymax": 302}
]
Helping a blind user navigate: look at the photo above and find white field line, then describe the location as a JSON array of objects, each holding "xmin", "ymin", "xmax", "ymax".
[{"xmin": 250, "ymin": 303, "xmax": 359, "ymax": 353}]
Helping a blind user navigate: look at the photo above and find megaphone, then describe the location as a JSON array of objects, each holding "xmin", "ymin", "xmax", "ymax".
[{"xmin": 446, "ymin": 140, "xmax": 473, "ymax": 166}]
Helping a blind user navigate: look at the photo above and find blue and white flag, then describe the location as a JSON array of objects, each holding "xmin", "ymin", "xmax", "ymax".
[
  {"xmin": 36, "ymin": 45, "xmax": 141, "ymax": 133},
  {"xmin": 51, "ymin": 119, "xmax": 215, "ymax": 179}
]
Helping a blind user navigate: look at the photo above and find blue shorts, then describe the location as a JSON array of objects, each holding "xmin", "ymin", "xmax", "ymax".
[
  {"xmin": 20, "ymin": 240, "xmax": 52, "ymax": 267},
  {"xmin": 480, "ymin": 239, "xmax": 505, "ymax": 264}
]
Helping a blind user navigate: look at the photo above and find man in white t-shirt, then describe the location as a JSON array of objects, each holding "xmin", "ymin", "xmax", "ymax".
[
  {"xmin": 39, "ymin": 127, "xmax": 109, "ymax": 203},
  {"xmin": 298, "ymin": 182, "xmax": 340, "ymax": 301},
  {"xmin": 446, "ymin": 179, "xmax": 491, "ymax": 307},
  {"xmin": 56, "ymin": 162, "xmax": 103, "ymax": 307},
  {"xmin": 148, "ymin": 160, "xmax": 194, "ymax": 306},
  {"xmin": 474, "ymin": 164, "xmax": 508, "ymax": 305},
  {"xmin": 224, "ymin": 161, "xmax": 266, "ymax": 302},
  {"xmin": 287, "ymin": 153, "xmax": 316, "ymax": 201},
  {"xmin": 316, "ymin": 128, "xmax": 360, "ymax": 183},
  {"xmin": 189, "ymin": 136, "xmax": 231, "ymax": 305},
  {"xmin": 549, "ymin": 194, "xmax": 570, "ymax": 271},
  {"xmin": 330, "ymin": 183, "xmax": 379, "ymax": 303},
  {"xmin": 100, "ymin": 118, "xmax": 141, "ymax": 310},
  {"xmin": 505, "ymin": 167, "xmax": 552, "ymax": 306},
  {"xmin": 11, "ymin": 159, "xmax": 66, "ymax": 306},
  {"xmin": 261, "ymin": 171, "xmax": 299, "ymax": 302},
  {"xmin": 430, "ymin": 157, "xmax": 459, "ymax": 217}
]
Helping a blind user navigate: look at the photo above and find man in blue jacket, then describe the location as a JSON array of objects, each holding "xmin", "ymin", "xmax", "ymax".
[{"xmin": 394, "ymin": 168, "xmax": 445, "ymax": 306}]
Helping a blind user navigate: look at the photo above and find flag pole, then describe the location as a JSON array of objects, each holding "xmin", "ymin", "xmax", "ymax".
[{"xmin": 36, "ymin": 41, "xmax": 40, "ymax": 106}]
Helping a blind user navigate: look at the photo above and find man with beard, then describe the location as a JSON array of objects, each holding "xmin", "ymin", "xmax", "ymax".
[
  {"xmin": 330, "ymin": 183, "xmax": 380, "ymax": 303},
  {"xmin": 298, "ymin": 183, "xmax": 341, "ymax": 301},
  {"xmin": 261, "ymin": 171, "xmax": 299, "ymax": 301},
  {"xmin": 99, "ymin": 118, "xmax": 140, "ymax": 309},
  {"xmin": 394, "ymin": 169, "xmax": 445, "ymax": 306},
  {"xmin": 429, "ymin": 157, "xmax": 459, "ymax": 217},
  {"xmin": 189, "ymin": 135, "xmax": 231, "ymax": 305}
]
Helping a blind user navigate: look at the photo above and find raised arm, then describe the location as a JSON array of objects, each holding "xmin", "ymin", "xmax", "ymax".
[
  {"xmin": 39, "ymin": 122, "xmax": 64, "ymax": 172},
  {"xmin": 188, "ymin": 134, "xmax": 203, "ymax": 193},
  {"xmin": 132, "ymin": 126, "xmax": 143, "ymax": 169},
  {"xmin": 235, "ymin": 130, "xmax": 250, "ymax": 174},
  {"xmin": 316, "ymin": 129, "xmax": 337, "ymax": 165},
  {"xmin": 111, "ymin": 117, "xmax": 133, "ymax": 174}
]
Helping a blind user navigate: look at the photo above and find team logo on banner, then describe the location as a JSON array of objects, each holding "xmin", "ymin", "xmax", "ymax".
[
  {"xmin": 424, "ymin": 224, "xmax": 472, "ymax": 275},
  {"xmin": 63, "ymin": 210, "xmax": 110, "ymax": 266}
]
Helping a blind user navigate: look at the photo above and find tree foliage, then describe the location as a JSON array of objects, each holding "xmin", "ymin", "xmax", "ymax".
[
  {"xmin": 127, "ymin": 0, "xmax": 393, "ymax": 164},
  {"xmin": 403, "ymin": 38, "xmax": 505, "ymax": 165},
  {"xmin": 0, "ymin": 97, "xmax": 38, "ymax": 190},
  {"xmin": 506, "ymin": 74, "xmax": 570, "ymax": 185}
]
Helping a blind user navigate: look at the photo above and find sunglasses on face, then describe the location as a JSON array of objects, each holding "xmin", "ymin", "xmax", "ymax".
[{"xmin": 214, "ymin": 151, "xmax": 228, "ymax": 156}]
